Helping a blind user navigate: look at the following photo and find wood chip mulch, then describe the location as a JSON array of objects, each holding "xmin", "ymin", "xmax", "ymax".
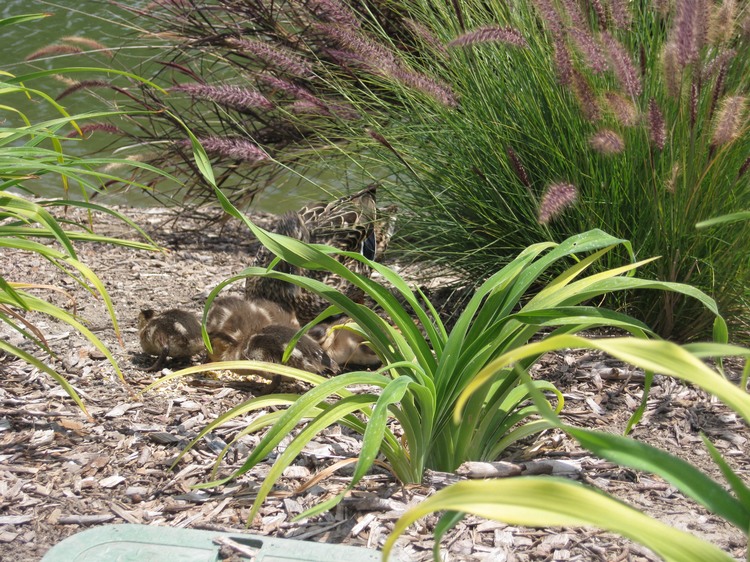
[{"xmin": 0, "ymin": 205, "xmax": 747, "ymax": 561}]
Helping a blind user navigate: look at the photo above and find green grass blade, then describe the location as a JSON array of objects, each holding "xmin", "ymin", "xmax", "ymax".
[
  {"xmin": 458, "ymin": 337, "xmax": 750, "ymax": 425},
  {"xmin": 381, "ymin": 478, "xmax": 734, "ymax": 562},
  {"xmin": 696, "ymin": 212, "xmax": 750, "ymax": 229},
  {"xmin": 0, "ymin": 14, "xmax": 51, "ymax": 27},
  {"xmin": 701, "ymin": 434, "xmax": 750, "ymax": 511},
  {"xmin": 246, "ymin": 394, "xmax": 377, "ymax": 524}
]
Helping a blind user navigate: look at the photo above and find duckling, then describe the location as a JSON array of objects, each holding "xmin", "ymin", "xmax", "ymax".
[
  {"xmin": 137, "ymin": 309, "xmax": 204, "ymax": 371},
  {"xmin": 219, "ymin": 324, "xmax": 339, "ymax": 394},
  {"xmin": 205, "ymin": 295, "xmax": 297, "ymax": 362},
  {"xmin": 308, "ymin": 318, "xmax": 381, "ymax": 367},
  {"xmin": 245, "ymin": 184, "xmax": 390, "ymax": 325}
]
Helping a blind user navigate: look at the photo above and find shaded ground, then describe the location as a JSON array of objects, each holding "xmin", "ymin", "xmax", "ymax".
[{"xmin": 0, "ymin": 206, "xmax": 747, "ymax": 561}]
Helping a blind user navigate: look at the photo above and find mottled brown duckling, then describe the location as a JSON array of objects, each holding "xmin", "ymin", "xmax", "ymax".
[
  {"xmin": 218, "ymin": 324, "xmax": 339, "ymax": 394},
  {"xmin": 137, "ymin": 309, "xmax": 204, "ymax": 371},
  {"xmin": 308, "ymin": 318, "xmax": 381, "ymax": 368},
  {"xmin": 245, "ymin": 184, "xmax": 391, "ymax": 325},
  {"xmin": 205, "ymin": 295, "xmax": 297, "ymax": 362}
]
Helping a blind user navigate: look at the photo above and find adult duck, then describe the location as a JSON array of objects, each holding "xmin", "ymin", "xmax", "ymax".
[{"xmin": 245, "ymin": 184, "xmax": 390, "ymax": 325}]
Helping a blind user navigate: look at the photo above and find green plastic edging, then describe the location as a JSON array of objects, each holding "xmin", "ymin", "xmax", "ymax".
[{"xmin": 40, "ymin": 523, "xmax": 386, "ymax": 561}]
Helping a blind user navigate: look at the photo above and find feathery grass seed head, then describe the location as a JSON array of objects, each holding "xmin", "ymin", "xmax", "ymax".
[
  {"xmin": 170, "ymin": 83, "xmax": 274, "ymax": 111},
  {"xmin": 571, "ymin": 69, "xmax": 602, "ymax": 122},
  {"xmin": 608, "ymin": 0, "xmax": 633, "ymax": 28},
  {"xmin": 673, "ymin": 0, "xmax": 710, "ymax": 67},
  {"xmin": 404, "ymin": 19, "xmax": 449, "ymax": 59},
  {"xmin": 188, "ymin": 137, "xmax": 269, "ymax": 162},
  {"xmin": 601, "ymin": 32, "xmax": 642, "ymax": 97},
  {"xmin": 258, "ymin": 75, "xmax": 322, "ymax": 106},
  {"xmin": 448, "ymin": 26, "xmax": 528, "ymax": 49},
  {"xmin": 554, "ymin": 38, "xmax": 574, "ymax": 86},
  {"xmin": 56, "ymin": 80, "xmax": 112, "ymax": 101},
  {"xmin": 648, "ymin": 98, "xmax": 667, "ymax": 149},
  {"xmin": 738, "ymin": 155, "xmax": 750, "ymax": 179},
  {"xmin": 531, "ymin": 0, "xmax": 565, "ymax": 36},
  {"xmin": 561, "ymin": 0, "xmax": 588, "ymax": 29},
  {"xmin": 709, "ymin": 0, "xmax": 736, "ymax": 45},
  {"xmin": 662, "ymin": 43, "xmax": 682, "ymax": 98},
  {"xmin": 506, "ymin": 146, "xmax": 532, "ymax": 188},
  {"xmin": 539, "ymin": 183, "xmax": 578, "ymax": 224},
  {"xmin": 712, "ymin": 95, "xmax": 747, "ymax": 145},
  {"xmin": 590, "ymin": 0, "xmax": 608, "ymax": 30},
  {"xmin": 590, "ymin": 129, "xmax": 625, "ymax": 154},
  {"xmin": 61, "ymin": 36, "xmax": 113, "ymax": 57},
  {"xmin": 64, "ymin": 122, "xmax": 123, "ymax": 139},
  {"xmin": 306, "ymin": 0, "xmax": 360, "ymax": 28},
  {"xmin": 569, "ymin": 27, "xmax": 608, "ymax": 74},
  {"xmin": 604, "ymin": 92, "xmax": 638, "ymax": 126},
  {"xmin": 315, "ymin": 24, "xmax": 397, "ymax": 73},
  {"xmin": 228, "ymin": 39, "xmax": 313, "ymax": 78},
  {"xmin": 25, "ymin": 44, "xmax": 83, "ymax": 61},
  {"xmin": 392, "ymin": 69, "xmax": 457, "ymax": 108}
]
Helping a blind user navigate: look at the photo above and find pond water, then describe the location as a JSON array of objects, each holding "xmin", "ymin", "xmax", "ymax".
[{"xmin": 1, "ymin": 0, "xmax": 344, "ymax": 213}]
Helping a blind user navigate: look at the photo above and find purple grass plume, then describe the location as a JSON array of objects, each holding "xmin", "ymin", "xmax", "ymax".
[
  {"xmin": 561, "ymin": 0, "xmax": 588, "ymax": 29},
  {"xmin": 709, "ymin": 0, "xmax": 736, "ymax": 46},
  {"xmin": 257, "ymin": 75, "xmax": 323, "ymax": 106},
  {"xmin": 170, "ymin": 83, "xmax": 274, "ymax": 111},
  {"xmin": 186, "ymin": 137, "xmax": 269, "ymax": 163},
  {"xmin": 601, "ymin": 32, "xmax": 642, "ymax": 97},
  {"xmin": 672, "ymin": 0, "xmax": 710, "ymax": 67},
  {"xmin": 590, "ymin": 0, "xmax": 608, "ymax": 30},
  {"xmin": 662, "ymin": 43, "xmax": 681, "ymax": 98},
  {"xmin": 506, "ymin": 146, "xmax": 532, "ymax": 189},
  {"xmin": 315, "ymin": 24, "xmax": 398, "ymax": 74},
  {"xmin": 539, "ymin": 183, "xmax": 578, "ymax": 224},
  {"xmin": 607, "ymin": 0, "xmax": 633, "ymax": 29},
  {"xmin": 709, "ymin": 57, "xmax": 728, "ymax": 118},
  {"xmin": 25, "ymin": 44, "xmax": 83, "ymax": 61},
  {"xmin": 306, "ymin": 0, "xmax": 360, "ymax": 28},
  {"xmin": 61, "ymin": 36, "xmax": 114, "ymax": 58},
  {"xmin": 404, "ymin": 19, "xmax": 449, "ymax": 59},
  {"xmin": 55, "ymin": 80, "xmax": 112, "ymax": 101},
  {"xmin": 712, "ymin": 95, "xmax": 747, "ymax": 145},
  {"xmin": 571, "ymin": 70, "xmax": 602, "ymax": 122},
  {"xmin": 648, "ymin": 98, "xmax": 667, "ymax": 149},
  {"xmin": 228, "ymin": 39, "xmax": 313, "ymax": 78},
  {"xmin": 590, "ymin": 129, "xmax": 625, "ymax": 154},
  {"xmin": 604, "ymin": 92, "xmax": 638, "ymax": 126},
  {"xmin": 569, "ymin": 27, "xmax": 608, "ymax": 74},
  {"xmin": 392, "ymin": 69, "xmax": 457, "ymax": 108},
  {"xmin": 531, "ymin": 0, "xmax": 565, "ymax": 36},
  {"xmin": 690, "ymin": 80, "xmax": 699, "ymax": 129},
  {"xmin": 554, "ymin": 38, "xmax": 574, "ymax": 86},
  {"xmin": 738, "ymin": 155, "xmax": 750, "ymax": 179},
  {"xmin": 448, "ymin": 26, "xmax": 528, "ymax": 49},
  {"xmin": 702, "ymin": 49, "xmax": 735, "ymax": 82},
  {"xmin": 64, "ymin": 123, "xmax": 123, "ymax": 139}
]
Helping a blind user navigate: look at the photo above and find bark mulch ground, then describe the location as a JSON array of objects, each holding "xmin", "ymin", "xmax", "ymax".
[{"xmin": 0, "ymin": 206, "xmax": 747, "ymax": 561}]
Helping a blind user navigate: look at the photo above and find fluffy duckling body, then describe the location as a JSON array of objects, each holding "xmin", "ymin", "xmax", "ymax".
[
  {"xmin": 245, "ymin": 185, "xmax": 386, "ymax": 325},
  {"xmin": 137, "ymin": 309, "xmax": 204, "ymax": 371},
  {"xmin": 309, "ymin": 318, "xmax": 381, "ymax": 367},
  {"xmin": 205, "ymin": 295, "xmax": 297, "ymax": 363},
  {"xmin": 219, "ymin": 324, "xmax": 339, "ymax": 394}
]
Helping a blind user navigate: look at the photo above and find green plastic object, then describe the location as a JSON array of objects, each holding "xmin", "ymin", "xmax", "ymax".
[{"xmin": 41, "ymin": 523, "xmax": 384, "ymax": 562}]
